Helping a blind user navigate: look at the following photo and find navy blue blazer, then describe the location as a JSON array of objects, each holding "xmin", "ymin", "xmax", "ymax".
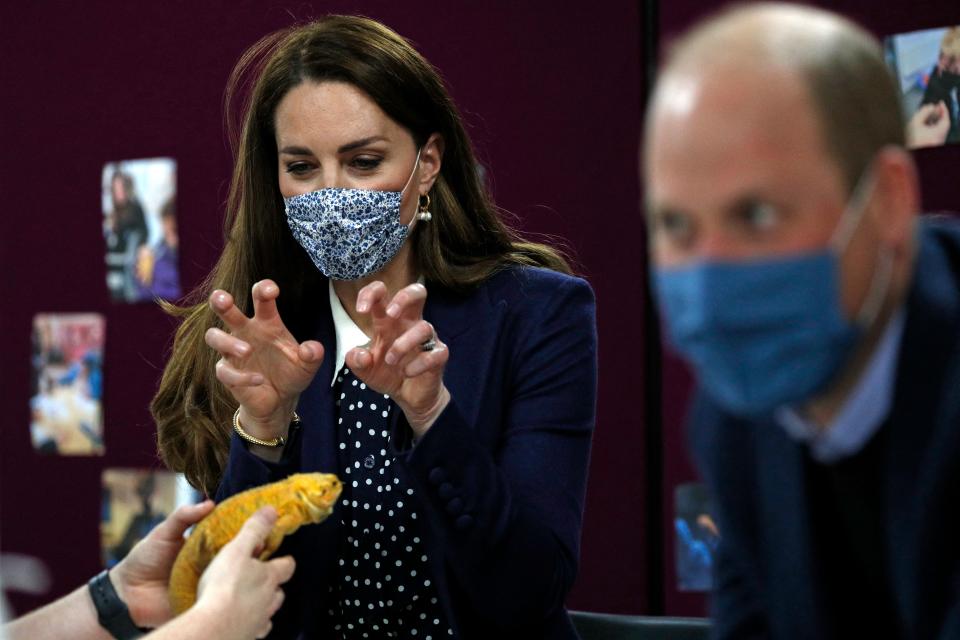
[
  {"xmin": 689, "ymin": 218, "xmax": 960, "ymax": 639},
  {"xmin": 216, "ymin": 266, "xmax": 598, "ymax": 639}
]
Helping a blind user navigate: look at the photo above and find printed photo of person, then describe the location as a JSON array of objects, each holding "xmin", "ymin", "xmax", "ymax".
[
  {"xmin": 885, "ymin": 25, "xmax": 960, "ymax": 148},
  {"xmin": 102, "ymin": 158, "xmax": 181, "ymax": 303},
  {"xmin": 30, "ymin": 314, "xmax": 105, "ymax": 455},
  {"xmin": 674, "ymin": 483, "xmax": 719, "ymax": 592},
  {"xmin": 100, "ymin": 469, "xmax": 198, "ymax": 567}
]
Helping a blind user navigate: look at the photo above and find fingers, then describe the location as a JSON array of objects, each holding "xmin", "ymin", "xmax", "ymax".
[
  {"xmin": 256, "ymin": 621, "xmax": 273, "ymax": 640},
  {"xmin": 345, "ymin": 346, "xmax": 373, "ymax": 372},
  {"xmin": 209, "ymin": 290, "xmax": 249, "ymax": 331},
  {"xmin": 267, "ymin": 556, "xmax": 296, "ymax": 586},
  {"xmin": 298, "ymin": 340, "xmax": 324, "ymax": 364},
  {"xmin": 205, "ymin": 327, "xmax": 251, "ymax": 359},
  {"xmin": 268, "ymin": 588, "xmax": 286, "ymax": 616},
  {"xmin": 347, "ymin": 325, "xmax": 448, "ymax": 378},
  {"xmin": 385, "ymin": 320, "xmax": 435, "ymax": 366},
  {"xmin": 355, "ymin": 281, "xmax": 389, "ymax": 319},
  {"xmin": 385, "ymin": 283, "xmax": 427, "ymax": 321},
  {"xmin": 152, "ymin": 500, "xmax": 215, "ymax": 541},
  {"xmin": 215, "ymin": 359, "xmax": 265, "ymax": 387},
  {"xmin": 251, "ymin": 280, "xmax": 280, "ymax": 322},
  {"xmin": 228, "ymin": 507, "xmax": 278, "ymax": 557},
  {"xmin": 404, "ymin": 341, "xmax": 449, "ymax": 378}
]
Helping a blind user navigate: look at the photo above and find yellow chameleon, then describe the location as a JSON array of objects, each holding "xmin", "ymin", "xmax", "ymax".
[{"xmin": 168, "ymin": 472, "xmax": 342, "ymax": 614}]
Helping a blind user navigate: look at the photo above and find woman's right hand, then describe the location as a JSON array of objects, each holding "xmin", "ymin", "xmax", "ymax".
[{"xmin": 205, "ymin": 279, "xmax": 324, "ymax": 439}]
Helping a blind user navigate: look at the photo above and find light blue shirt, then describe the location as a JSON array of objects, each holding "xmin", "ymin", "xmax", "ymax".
[{"xmin": 775, "ymin": 310, "xmax": 906, "ymax": 463}]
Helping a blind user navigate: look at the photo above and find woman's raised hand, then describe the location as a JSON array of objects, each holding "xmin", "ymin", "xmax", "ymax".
[
  {"xmin": 205, "ymin": 280, "xmax": 324, "ymax": 438},
  {"xmin": 345, "ymin": 282, "xmax": 450, "ymax": 438}
]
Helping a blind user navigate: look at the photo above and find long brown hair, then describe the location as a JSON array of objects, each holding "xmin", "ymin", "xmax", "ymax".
[{"xmin": 152, "ymin": 15, "xmax": 571, "ymax": 495}]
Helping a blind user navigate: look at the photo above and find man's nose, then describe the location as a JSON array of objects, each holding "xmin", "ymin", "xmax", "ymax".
[{"xmin": 696, "ymin": 227, "xmax": 739, "ymax": 262}]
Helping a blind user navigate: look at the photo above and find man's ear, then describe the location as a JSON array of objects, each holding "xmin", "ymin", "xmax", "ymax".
[
  {"xmin": 417, "ymin": 133, "xmax": 444, "ymax": 194},
  {"xmin": 870, "ymin": 145, "xmax": 919, "ymax": 256}
]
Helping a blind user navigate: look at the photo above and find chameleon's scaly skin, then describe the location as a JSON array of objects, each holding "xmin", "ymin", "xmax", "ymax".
[{"xmin": 168, "ymin": 472, "xmax": 342, "ymax": 614}]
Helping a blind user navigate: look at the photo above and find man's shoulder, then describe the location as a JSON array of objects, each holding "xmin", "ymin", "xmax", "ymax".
[{"xmin": 920, "ymin": 214, "xmax": 960, "ymax": 259}]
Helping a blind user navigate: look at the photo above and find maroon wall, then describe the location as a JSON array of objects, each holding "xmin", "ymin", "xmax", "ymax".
[
  {"xmin": 657, "ymin": 0, "xmax": 960, "ymax": 617},
  {"xmin": 0, "ymin": 0, "xmax": 650, "ymax": 619},
  {"xmin": 4, "ymin": 0, "xmax": 955, "ymax": 624}
]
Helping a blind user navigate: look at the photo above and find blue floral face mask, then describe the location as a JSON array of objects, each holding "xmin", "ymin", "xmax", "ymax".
[
  {"xmin": 284, "ymin": 150, "xmax": 421, "ymax": 281},
  {"xmin": 653, "ymin": 169, "xmax": 892, "ymax": 417}
]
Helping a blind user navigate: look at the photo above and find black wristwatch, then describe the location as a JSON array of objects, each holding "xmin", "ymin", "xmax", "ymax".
[{"xmin": 87, "ymin": 570, "xmax": 148, "ymax": 639}]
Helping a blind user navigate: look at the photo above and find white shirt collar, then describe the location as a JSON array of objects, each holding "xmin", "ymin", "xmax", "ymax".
[
  {"xmin": 328, "ymin": 281, "xmax": 370, "ymax": 386},
  {"xmin": 326, "ymin": 277, "xmax": 427, "ymax": 386},
  {"xmin": 775, "ymin": 309, "xmax": 906, "ymax": 463}
]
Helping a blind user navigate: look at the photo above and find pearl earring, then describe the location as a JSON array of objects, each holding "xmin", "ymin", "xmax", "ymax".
[{"xmin": 417, "ymin": 194, "xmax": 432, "ymax": 221}]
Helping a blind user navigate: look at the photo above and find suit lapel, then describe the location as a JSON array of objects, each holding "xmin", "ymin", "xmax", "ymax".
[{"xmin": 424, "ymin": 281, "xmax": 506, "ymax": 432}]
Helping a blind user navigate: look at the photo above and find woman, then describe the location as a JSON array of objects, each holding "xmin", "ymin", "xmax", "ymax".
[{"xmin": 152, "ymin": 16, "xmax": 596, "ymax": 640}]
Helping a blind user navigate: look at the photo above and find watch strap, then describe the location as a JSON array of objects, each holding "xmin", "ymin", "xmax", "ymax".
[{"xmin": 87, "ymin": 569, "xmax": 147, "ymax": 639}]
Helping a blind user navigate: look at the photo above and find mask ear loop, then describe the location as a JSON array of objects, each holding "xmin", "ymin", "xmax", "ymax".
[
  {"xmin": 856, "ymin": 246, "xmax": 893, "ymax": 327},
  {"xmin": 401, "ymin": 148, "xmax": 423, "ymax": 231},
  {"xmin": 830, "ymin": 167, "xmax": 877, "ymax": 253},
  {"xmin": 828, "ymin": 164, "xmax": 894, "ymax": 328}
]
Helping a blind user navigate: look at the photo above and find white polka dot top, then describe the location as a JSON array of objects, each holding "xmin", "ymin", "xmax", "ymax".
[{"xmin": 329, "ymin": 366, "xmax": 453, "ymax": 639}]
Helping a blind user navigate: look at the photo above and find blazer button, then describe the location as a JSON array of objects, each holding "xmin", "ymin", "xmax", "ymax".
[
  {"xmin": 455, "ymin": 514, "xmax": 474, "ymax": 530},
  {"xmin": 446, "ymin": 497, "xmax": 464, "ymax": 515},
  {"xmin": 438, "ymin": 482, "xmax": 455, "ymax": 499},
  {"xmin": 428, "ymin": 467, "xmax": 446, "ymax": 485}
]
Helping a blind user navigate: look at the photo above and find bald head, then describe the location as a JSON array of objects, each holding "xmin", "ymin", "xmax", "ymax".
[{"xmin": 647, "ymin": 3, "xmax": 904, "ymax": 191}]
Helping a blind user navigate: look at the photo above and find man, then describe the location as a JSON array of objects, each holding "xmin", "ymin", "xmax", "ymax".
[
  {"xmin": 645, "ymin": 4, "xmax": 960, "ymax": 638},
  {"xmin": 4, "ymin": 503, "xmax": 294, "ymax": 640}
]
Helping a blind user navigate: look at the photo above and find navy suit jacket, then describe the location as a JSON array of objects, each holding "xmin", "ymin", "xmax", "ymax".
[
  {"xmin": 689, "ymin": 218, "xmax": 960, "ymax": 639},
  {"xmin": 216, "ymin": 266, "xmax": 597, "ymax": 639}
]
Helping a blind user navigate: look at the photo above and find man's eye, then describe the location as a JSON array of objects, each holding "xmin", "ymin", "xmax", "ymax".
[
  {"xmin": 742, "ymin": 202, "xmax": 779, "ymax": 231},
  {"xmin": 659, "ymin": 211, "xmax": 693, "ymax": 239}
]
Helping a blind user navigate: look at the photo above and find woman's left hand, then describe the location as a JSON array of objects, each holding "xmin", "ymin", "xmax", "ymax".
[{"xmin": 345, "ymin": 281, "xmax": 450, "ymax": 438}]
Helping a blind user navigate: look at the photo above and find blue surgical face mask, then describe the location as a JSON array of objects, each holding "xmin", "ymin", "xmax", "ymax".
[
  {"xmin": 653, "ymin": 170, "xmax": 892, "ymax": 417},
  {"xmin": 284, "ymin": 150, "xmax": 421, "ymax": 281}
]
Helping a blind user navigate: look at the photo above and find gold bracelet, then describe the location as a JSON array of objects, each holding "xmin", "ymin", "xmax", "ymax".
[{"xmin": 232, "ymin": 407, "xmax": 301, "ymax": 448}]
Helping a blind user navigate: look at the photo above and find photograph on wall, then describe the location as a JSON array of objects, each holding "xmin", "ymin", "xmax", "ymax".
[
  {"xmin": 100, "ymin": 469, "xmax": 199, "ymax": 567},
  {"xmin": 884, "ymin": 26, "xmax": 960, "ymax": 149},
  {"xmin": 30, "ymin": 313, "xmax": 105, "ymax": 456},
  {"xmin": 102, "ymin": 157, "xmax": 182, "ymax": 303},
  {"xmin": 674, "ymin": 482, "xmax": 719, "ymax": 592}
]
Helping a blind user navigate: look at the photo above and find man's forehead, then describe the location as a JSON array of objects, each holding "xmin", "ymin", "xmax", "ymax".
[
  {"xmin": 653, "ymin": 62, "xmax": 815, "ymax": 136},
  {"xmin": 645, "ymin": 63, "xmax": 837, "ymax": 210},
  {"xmin": 650, "ymin": 64, "xmax": 824, "ymax": 158}
]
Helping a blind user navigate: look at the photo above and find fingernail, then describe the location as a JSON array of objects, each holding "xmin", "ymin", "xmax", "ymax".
[
  {"xmin": 385, "ymin": 352, "xmax": 397, "ymax": 365},
  {"xmin": 214, "ymin": 292, "xmax": 228, "ymax": 306},
  {"xmin": 354, "ymin": 349, "xmax": 370, "ymax": 369},
  {"xmin": 387, "ymin": 304, "xmax": 400, "ymax": 317},
  {"xmin": 251, "ymin": 374, "xmax": 265, "ymax": 385},
  {"xmin": 358, "ymin": 302, "xmax": 369, "ymax": 313}
]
